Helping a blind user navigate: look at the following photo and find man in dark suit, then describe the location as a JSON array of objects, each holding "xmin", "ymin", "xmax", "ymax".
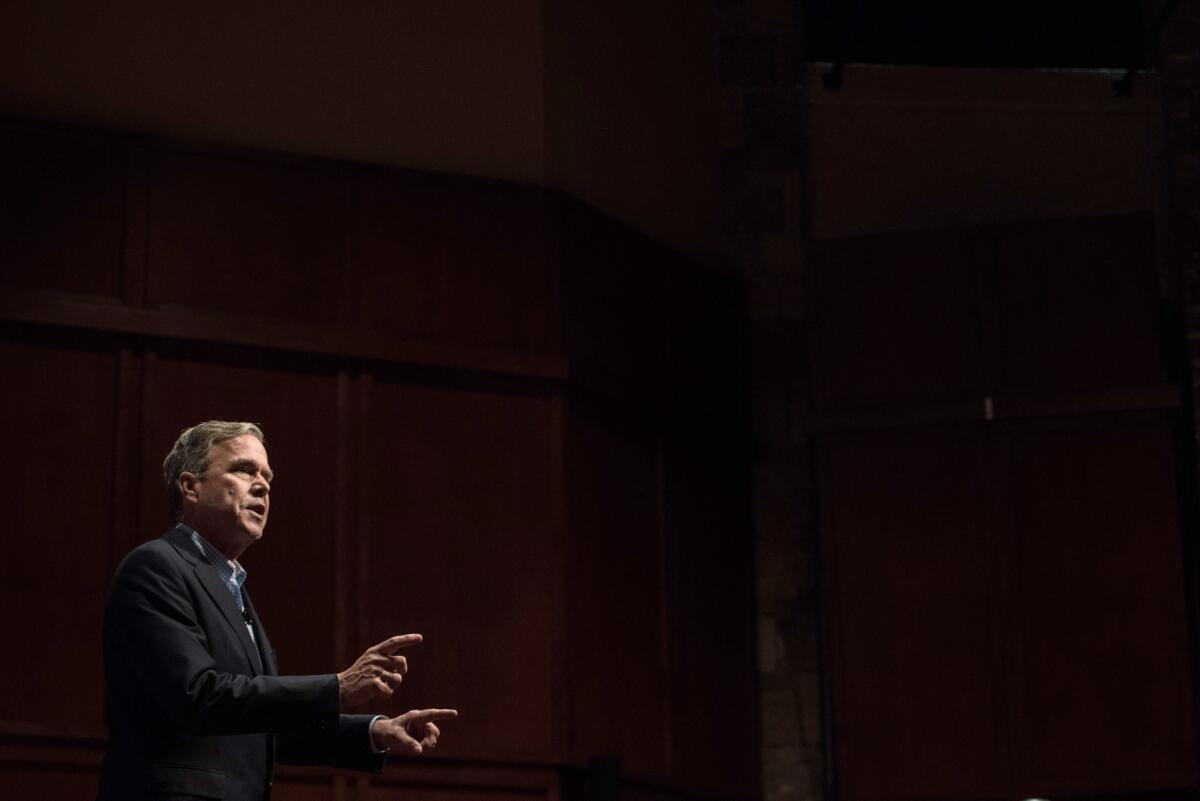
[{"xmin": 98, "ymin": 420, "xmax": 457, "ymax": 800}]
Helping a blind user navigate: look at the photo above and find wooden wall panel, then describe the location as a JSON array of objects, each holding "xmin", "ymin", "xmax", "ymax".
[
  {"xmin": 1008, "ymin": 420, "xmax": 1197, "ymax": 795},
  {"xmin": 659, "ymin": 261, "xmax": 744, "ymax": 443},
  {"xmin": 562, "ymin": 205, "xmax": 666, "ymax": 404},
  {"xmin": 0, "ymin": 337, "xmax": 118, "ymax": 728},
  {"xmin": 565, "ymin": 410, "xmax": 669, "ymax": 776},
  {"xmin": 364, "ymin": 782, "xmax": 552, "ymax": 801},
  {"xmin": 364, "ymin": 382, "xmax": 558, "ymax": 760},
  {"xmin": 811, "ymin": 230, "xmax": 984, "ymax": 411},
  {"xmin": 138, "ymin": 352, "xmax": 342, "ymax": 677},
  {"xmin": 362, "ymin": 764, "xmax": 559, "ymax": 801},
  {"xmin": 269, "ymin": 776, "xmax": 336, "ymax": 801},
  {"xmin": 824, "ymin": 427, "xmax": 1008, "ymax": 801},
  {"xmin": 0, "ymin": 125, "xmax": 128, "ymax": 299},
  {"xmin": 1, "ymin": 763, "xmax": 103, "ymax": 798},
  {"xmin": 0, "ymin": 121, "xmax": 755, "ymax": 801},
  {"xmin": 358, "ymin": 175, "xmax": 559, "ymax": 353},
  {"xmin": 147, "ymin": 149, "xmax": 351, "ymax": 324},
  {"xmin": 622, "ymin": 782, "xmax": 724, "ymax": 801},
  {"xmin": 994, "ymin": 214, "xmax": 1164, "ymax": 394},
  {"xmin": 813, "ymin": 213, "xmax": 1194, "ymax": 801},
  {"xmin": 666, "ymin": 452, "xmax": 757, "ymax": 800},
  {"xmin": 562, "ymin": 202, "xmax": 754, "ymax": 796}
]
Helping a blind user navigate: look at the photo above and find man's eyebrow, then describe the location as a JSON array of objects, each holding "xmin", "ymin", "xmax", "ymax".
[{"xmin": 230, "ymin": 459, "xmax": 273, "ymax": 480}]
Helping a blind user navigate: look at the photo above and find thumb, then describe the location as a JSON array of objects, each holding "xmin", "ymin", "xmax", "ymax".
[{"xmin": 394, "ymin": 717, "xmax": 424, "ymax": 754}]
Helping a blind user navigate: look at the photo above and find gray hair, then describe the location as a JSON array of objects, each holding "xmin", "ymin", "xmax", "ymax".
[{"xmin": 163, "ymin": 420, "xmax": 266, "ymax": 520}]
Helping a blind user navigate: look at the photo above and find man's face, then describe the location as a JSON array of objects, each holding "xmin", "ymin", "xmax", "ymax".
[{"xmin": 182, "ymin": 434, "xmax": 273, "ymax": 556}]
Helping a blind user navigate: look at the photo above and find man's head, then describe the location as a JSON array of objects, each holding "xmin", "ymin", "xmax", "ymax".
[{"xmin": 163, "ymin": 421, "xmax": 272, "ymax": 559}]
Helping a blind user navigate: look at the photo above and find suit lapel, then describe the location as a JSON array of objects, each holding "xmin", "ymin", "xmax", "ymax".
[
  {"xmin": 163, "ymin": 527, "xmax": 264, "ymax": 676},
  {"xmin": 242, "ymin": 588, "xmax": 276, "ymax": 676},
  {"xmin": 194, "ymin": 565, "xmax": 263, "ymax": 675}
]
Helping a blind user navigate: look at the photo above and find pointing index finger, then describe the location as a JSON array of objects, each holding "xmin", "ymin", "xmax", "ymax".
[
  {"xmin": 405, "ymin": 708, "xmax": 458, "ymax": 723},
  {"xmin": 375, "ymin": 634, "xmax": 423, "ymax": 653}
]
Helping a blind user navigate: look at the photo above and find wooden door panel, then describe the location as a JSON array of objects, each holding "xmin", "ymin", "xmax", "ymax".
[
  {"xmin": 364, "ymin": 382, "xmax": 558, "ymax": 760},
  {"xmin": 1008, "ymin": 421, "xmax": 1197, "ymax": 794},
  {"xmin": 0, "ymin": 338, "xmax": 118, "ymax": 728},
  {"xmin": 358, "ymin": 175, "xmax": 558, "ymax": 353},
  {"xmin": 0, "ymin": 125, "xmax": 128, "ymax": 299},
  {"xmin": 269, "ymin": 776, "xmax": 335, "ymax": 801},
  {"xmin": 824, "ymin": 427, "xmax": 1008, "ymax": 801},
  {"xmin": 812, "ymin": 231, "xmax": 984, "ymax": 411},
  {"xmin": 994, "ymin": 214, "xmax": 1164, "ymax": 394},
  {"xmin": 666, "ymin": 451, "xmax": 757, "ymax": 799},
  {"xmin": 365, "ymin": 782, "xmax": 552, "ymax": 801},
  {"xmin": 0, "ymin": 763, "xmax": 102, "ymax": 799},
  {"xmin": 565, "ymin": 410, "xmax": 669, "ymax": 775},
  {"xmin": 148, "ymin": 149, "xmax": 350, "ymax": 324}
]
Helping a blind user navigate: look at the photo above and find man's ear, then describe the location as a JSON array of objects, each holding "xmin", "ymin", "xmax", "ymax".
[{"xmin": 178, "ymin": 472, "xmax": 202, "ymax": 504}]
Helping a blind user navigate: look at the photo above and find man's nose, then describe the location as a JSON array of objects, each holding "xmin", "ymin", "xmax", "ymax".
[{"xmin": 250, "ymin": 480, "xmax": 269, "ymax": 497}]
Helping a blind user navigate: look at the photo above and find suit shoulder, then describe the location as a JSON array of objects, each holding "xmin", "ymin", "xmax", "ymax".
[
  {"xmin": 106, "ymin": 534, "xmax": 198, "ymax": 619},
  {"xmin": 113, "ymin": 533, "xmax": 189, "ymax": 581}
]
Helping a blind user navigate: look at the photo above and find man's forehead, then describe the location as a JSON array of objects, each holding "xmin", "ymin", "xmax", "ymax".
[{"xmin": 214, "ymin": 434, "xmax": 270, "ymax": 463}]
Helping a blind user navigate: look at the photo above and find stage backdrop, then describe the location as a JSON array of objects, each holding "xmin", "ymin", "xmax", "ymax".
[
  {"xmin": 809, "ymin": 214, "xmax": 1200, "ymax": 801},
  {"xmin": 0, "ymin": 119, "xmax": 754, "ymax": 801}
]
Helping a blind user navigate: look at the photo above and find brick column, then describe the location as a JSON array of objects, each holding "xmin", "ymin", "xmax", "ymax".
[{"xmin": 717, "ymin": 2, "xmax": 824, "ymax": 800}]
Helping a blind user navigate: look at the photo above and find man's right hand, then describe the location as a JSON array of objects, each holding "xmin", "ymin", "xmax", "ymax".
[{"xmin": 337, "ymin": 634, "xmax": 423, "ymax": 708}]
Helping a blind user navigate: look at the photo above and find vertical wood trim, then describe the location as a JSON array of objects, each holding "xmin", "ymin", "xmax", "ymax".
[
  {"xmin": 743, "ymin": 457, "xmax": 764, "ymax": 801},
  {"xmin": 1173, "ymin": 408, "xmax": 1200, "ymax": 787},
  {"xmin": 139, "ymin": 350, "xmax": 160, "ymax": 539},
  {"xmin": 976, "ymin": 230, "xmax": 999, "ymax": 399},
  {"xmin": 334, "ymin": 370, "xmax": 352, "ymax": 667},
  {"xmin": 813, "ymin": 435, "xmax": 842, "ymax": 801},
  {"xmin": 354, "ymin": 172, "xmax": 375, "ymax": 335},
  {"xmin": 655, "ymin": 435, "xmax": 673, "ymax": 772},
  {"xmin": 544, "ymin": 771, "xmax": 562, "ymax": 801},
  {"xmin": 355, "ymin": 373, "xmax": 373, "ymax": 653},
  {"xmin": 339, "ymin": 167, "xmax": 360, "ymax": 330},
  {"xmin": 546, "ymin": 392, "xmax": 569, "ymax": 763},
  {"xmin": 110, "ymin": 347, "xmax": 143, "ymax": 569},
  {"xmin": 990, "ymin": 423, "xmax": 1030, "ymax": 794},
  {"xmin": 143, "ymin": 149, "xmax": 162, "ymax": 310},
  {"xmin": 545, "ymin": 194, "xmax": 564, "ymax": 356},
  {"xmin": 806, "ymin": 244, "xmax": 829, "ymax": 416},
  {"xmin": 1151, "ymin": 63, "xmax": 1200, "ymax": 786},
  {"xmin": 120, "ymin": 145, "xmax": 149, "ymax": 308},
  {"xmin": 980, "ymin": 423, "xmax": 1016, "ymax": 800},
  {"xmin": 1146, "ymin": 73, "xmax": 1174, "ymax": 302}
]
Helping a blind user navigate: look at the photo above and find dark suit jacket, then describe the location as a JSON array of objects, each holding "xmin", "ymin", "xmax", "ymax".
[{"xmin": 97, "ymin": 526, "xmax": 385, "ymax": 800}]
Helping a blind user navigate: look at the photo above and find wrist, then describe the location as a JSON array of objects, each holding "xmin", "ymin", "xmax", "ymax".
[{"xmin": 368, "ymin": 715, "xmax": 388, "ymax": 754}]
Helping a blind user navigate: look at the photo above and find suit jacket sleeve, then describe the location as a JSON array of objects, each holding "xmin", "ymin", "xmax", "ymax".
[
  {"xmin": 276, "ymin": 713, "xmax": 386, "ymax": 771},
  {"xmin": 105, "ymin": 543, "xmax": 340, "ymax": 737}
]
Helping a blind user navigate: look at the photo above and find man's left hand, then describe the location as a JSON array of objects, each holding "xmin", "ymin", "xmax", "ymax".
[{"xmin": 370, "ymin": 708, "xmax": 458, "ymax": 755}]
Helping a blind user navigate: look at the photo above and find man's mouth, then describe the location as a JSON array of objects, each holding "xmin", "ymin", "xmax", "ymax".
[{"xmin": 244, "ymin": 503, "xmax": 266, "ymax": 517}]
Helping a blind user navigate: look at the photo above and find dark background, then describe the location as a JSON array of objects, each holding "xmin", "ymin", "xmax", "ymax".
[
  {"xmin": 2, "ymin": 3, "xmax": 1199, "ymax": 801},
  {"xmin": 804, "ymin": 0, "xmax": 1146, "ymax": 68}
]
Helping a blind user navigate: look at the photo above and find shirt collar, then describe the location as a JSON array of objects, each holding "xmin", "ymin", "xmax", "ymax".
[{"xmin": 174, "ymin": 522, "xmax": 248, "ymax": 590}]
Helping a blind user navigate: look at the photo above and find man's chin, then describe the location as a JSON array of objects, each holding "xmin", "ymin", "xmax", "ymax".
[{"xmin": 238, "ymin": 521, "xmax": 265, "ymax": 542}]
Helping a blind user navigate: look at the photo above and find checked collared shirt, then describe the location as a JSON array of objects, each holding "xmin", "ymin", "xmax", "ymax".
[{"xmin": 175, "ymin": 522, "xmax": 257, "ymax": 646}]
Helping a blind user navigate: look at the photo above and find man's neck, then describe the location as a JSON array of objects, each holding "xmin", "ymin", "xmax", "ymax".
[{"xmin": 177, "ymin": 517, "xmax": 246, "ymax": 562}]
